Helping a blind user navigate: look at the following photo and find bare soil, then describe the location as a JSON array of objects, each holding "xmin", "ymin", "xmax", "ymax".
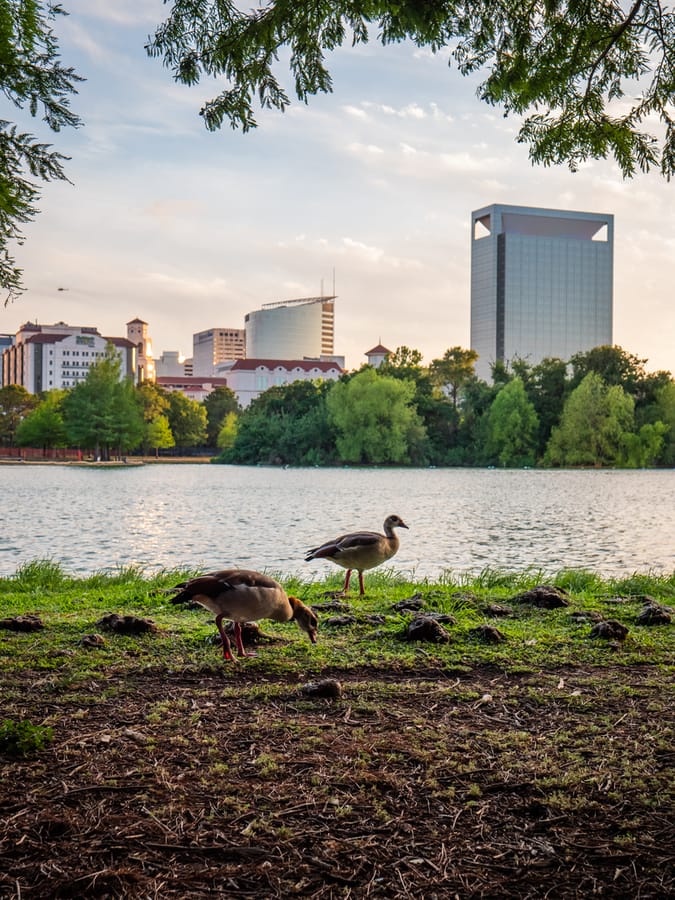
[{"xmin": 0, "ymin": 664, "xmax": 673, "ymax": 899}]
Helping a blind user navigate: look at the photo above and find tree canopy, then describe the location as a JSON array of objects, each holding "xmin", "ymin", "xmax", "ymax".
[
  {"xmin": 0, "ymin": 1, "xmax": 82, "ymax": 303},
  {"xmin": 326, "ymin": 367, "xmax": 426, "ymax": 464},
  {"xmin": 148, "ymin": 0, "xmax": 675, "ymax": 178}
]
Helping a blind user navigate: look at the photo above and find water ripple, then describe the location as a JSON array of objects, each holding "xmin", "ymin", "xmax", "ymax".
[{"xmin": 1, "ymin": 464, "xmax": 673, "ymax": 578}]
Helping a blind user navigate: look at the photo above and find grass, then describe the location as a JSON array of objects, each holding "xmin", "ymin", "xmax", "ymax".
[
  {"xmin": 0, "ymin": 560, "xmax": 673, "ymax": 678},
  {"xmin": 0, "ymin": 560, "xmax": 673, "ymax": 897}
]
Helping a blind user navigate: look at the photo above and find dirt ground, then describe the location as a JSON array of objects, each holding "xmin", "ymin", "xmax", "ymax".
[{"xmin": 0, "ymin": 664, "xmax": 673, "ymax": 899}]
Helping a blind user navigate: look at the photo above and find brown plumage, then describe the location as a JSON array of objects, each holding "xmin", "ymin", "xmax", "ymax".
[
  {"xmin": 169, "ymin": 569, "xmax": 318, "ymax": 661},
  {"xmin": 305, "ymin": 514, "xmax": 409, "ymax": 595}
]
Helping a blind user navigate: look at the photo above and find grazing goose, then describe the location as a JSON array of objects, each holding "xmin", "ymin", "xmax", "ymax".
[
  {"xmin": 305, "ymin": 514, "xmax": 409, "ymax": 595},
  {"xmin": 169, "ymin": 569, "xmax": 318, "ymax": 661}
]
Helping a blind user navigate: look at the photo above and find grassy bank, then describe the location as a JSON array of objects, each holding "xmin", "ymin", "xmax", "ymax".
[
  {"xmin": 1, "ymin": 563, "xmax": 673, "ymax": 898},
  {"xmin": 1, "ymin": 561, "xmax": 673, "ymax": 676}
]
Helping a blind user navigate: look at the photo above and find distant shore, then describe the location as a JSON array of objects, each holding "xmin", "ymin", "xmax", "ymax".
[{"xmin": 0, "ymin": 456, "xmax": 213, "ymax": 466}]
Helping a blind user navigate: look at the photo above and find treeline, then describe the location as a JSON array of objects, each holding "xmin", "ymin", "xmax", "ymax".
[
  {"xmin": 1, "ymin": 344, "xmax": 673, "ymax": 467},
  {"xmin": 0, "ymin": 349, "xmax": 238, "ymax": 461},
  {"xmin": 216, "ymin": 345, "xmax": 674, "ymax": 468}
]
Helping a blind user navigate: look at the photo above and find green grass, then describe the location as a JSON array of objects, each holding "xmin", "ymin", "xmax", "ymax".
[{"xmin": 0, "ymin": 560, "xmax": 672, "ymax": 680}]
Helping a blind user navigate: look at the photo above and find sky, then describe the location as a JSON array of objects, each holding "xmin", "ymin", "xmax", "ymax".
[{"xmin": 1, "ymin": 0, "xmax": 674, "ymax": 376}]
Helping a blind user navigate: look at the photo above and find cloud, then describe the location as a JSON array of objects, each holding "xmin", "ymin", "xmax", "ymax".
[
  {"xmin": 362, "ymin": 101, "xmax": 430, "ymax": 119},
  {"xmin": 69, "ymin": 0, "xmax": 161, "ymax": 27},
  {"xmin": 343, "ymin": 105, "xmax": 369, "ymax": 119}
]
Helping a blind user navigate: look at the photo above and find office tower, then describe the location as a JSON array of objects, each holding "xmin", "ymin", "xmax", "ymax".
[
  {"xmin": 192, "ymin": 328, "xmax": 246, "ymax": 375},
  {"xmin": 245, "ymin": 296, "xmax": 335, "ymax": 360},
  {"xmin": 470, "ymin": 203, "xmax": 613, "ymax": 381}
]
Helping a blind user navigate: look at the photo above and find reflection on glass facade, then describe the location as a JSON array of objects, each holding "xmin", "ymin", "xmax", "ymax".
[
  {"xmin": 470, "ymin": 204, "xmax": 613, "ymax": 381},
  {"xmin": 245, "ymin": 296, "xmax": 335, "ymax": 360}
]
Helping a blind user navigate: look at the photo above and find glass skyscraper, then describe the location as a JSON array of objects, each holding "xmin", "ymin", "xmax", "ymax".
[{"xmin": 470, "ymin": 203, "xmax": 613, "ymax": 381}]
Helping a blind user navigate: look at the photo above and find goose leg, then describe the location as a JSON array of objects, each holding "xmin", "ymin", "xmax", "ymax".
[
  {"xmin": 358, "ymin": 570, "xmax": 366, "ymax": 595},
  {"xmin": 215, "ymin": 614, "xmax": 235, "ymax": 661},
  {"xmin": 233, "ymin": 621, "xmax": 257, "ymax": 658},
  {"xmin": 343, "ymin": 569, "xmax": 352, "ymax": 593}
]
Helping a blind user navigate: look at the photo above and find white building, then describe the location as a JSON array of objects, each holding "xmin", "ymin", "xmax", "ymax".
[
  {"xmin": 218, "ymin": 358, "xmax": 343, "ymax": 407},
  {"xmin": 1, "ymin": 322, "xmax": 136, "ymax": 393},
  {"xmin": 471, "ymin": 204, "xmax": 614, "ymax": 381},
  {"xmin": 365, "ymin": 343, "xmax": 392, "ymax": 368},
  {"xmin": 245, "ymin": 296, "xmax": 335, "ymax": 360},
  {"xmin": 155, "ymin": 375, "xmax": 231, "ymax": 403},
  {"xmin": 155, "ymin": 350, "xmax": 189, "ymax": 378}
]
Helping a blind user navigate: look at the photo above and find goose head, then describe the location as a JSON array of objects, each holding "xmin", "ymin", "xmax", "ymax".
[
  {"xmin": 384, "ymin": 514, "xmax": 409, "ymax": 532},
  {"xmin": 289, "ymin": 597, "xmax": 319, "ymax": 643}
]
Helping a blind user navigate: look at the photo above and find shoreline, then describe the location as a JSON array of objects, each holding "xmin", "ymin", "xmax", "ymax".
[{"xmin": 0, "ymin": 456, "xmax": 213, "ymax": 466}]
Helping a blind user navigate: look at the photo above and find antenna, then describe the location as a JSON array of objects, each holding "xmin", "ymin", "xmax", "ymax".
[
  {"xmin": 320, "ymin": 277, "xmax": 324, "ymax": 297},
  {"xmin": 332, "ymin": 267, "xmax": 336, "ymax": 296}
]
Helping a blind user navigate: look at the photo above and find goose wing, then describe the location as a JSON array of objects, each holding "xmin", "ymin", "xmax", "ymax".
[
  {"xmin": 169, "ymin": 569, "xmax": 279, "ymax": 604},
  {"xmin": 306, "ymin": 530, "xmax": 382, "ymax": 562}
]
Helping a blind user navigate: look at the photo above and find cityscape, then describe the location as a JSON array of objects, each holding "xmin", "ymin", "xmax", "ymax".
[{"xmin": 2, "ymin": 202, "xmax": 640, "ymax": 411}]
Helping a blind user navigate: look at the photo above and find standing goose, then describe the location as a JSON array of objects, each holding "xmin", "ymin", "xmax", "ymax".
[
  {"xmin": 305, "ymin": 514, "xmax": 409, "ymax": 595},
  {"xmin": 168, "ymin": 569, "xmax": 318, "ymax": 661}
]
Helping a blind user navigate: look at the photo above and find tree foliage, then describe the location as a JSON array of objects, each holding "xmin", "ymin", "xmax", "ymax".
[
  {"xmin": 326, "ymin": 367, "xmax": 426, "ymax": 464},
  {"xmin": 62, "ymin": 350, "xmax": 143, "ymax": 459},
  {"xmin": 145, "ymin": 414, "xmax": 175, "ymax": 456},
  {"xmin": 221, "ymin": 380, "xmax": 335, "ymax": 465},
  {"xmin": 545, "ymin": 372, "xmax": 635, "ymax": 466},
  {"xmin": 0, "ymin": 1, "xmax": 83, "ymax": 303},
  {"xmin": 15, "ymin": 388, "xmax": 67, "ymax": 449},
  {"xmin": 429, "ymin": 346, "xmax": 478, "ymax": 408},
  {"xmin": 165, "ymin": 390, "xmax": 208, "ymax": 448},
  {"xmin": 485, "ymin": 377, "xmax": 539, "ymax": 467},
  {"xmin": 0, "ymin": 382, "xmax": 35, "ymax": 444},
  {"xmin": 203, "ymin": 385, "xmax": 239, "ymax": 445},
  {"xmin": 147, "ymin": 0, "xmax": 675, "ymax": 177}
]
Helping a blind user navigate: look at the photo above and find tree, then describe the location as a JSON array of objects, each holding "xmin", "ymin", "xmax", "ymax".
[
  {"xmin": 326, "ymin": 367, "xmax": 426, "ymax": 464},
  {"xmin": 569, "ymin": 345, "xmax": 649, "ymax": 395},
  {"xmin": 62, "ymin": 349, "xmax": 143, "ymax": 459},
  {"xmin": 0, "ymin": 1, "xmax": 83, "ymax": 303},
  {"xmin": 546, "ymin": 372, "xmax": 635, "ymax": 467},
  {"xmin": 203, "ymin": 385, "xmax": 239, "ymax": 445},
  {"xmin": 0, "ymin": 383, "xmax": 36, "ymax": 445},
  {"xmin": 429, "ymin": 347, "xmax": 478, "ymax": 409},
  {"xmin": 485, "ymin": 377, "xmax": 539, "ymax": 467},
  {"xmin": 145, "ymin": 414, "xmax": 175, "ymax": 457},
  {"xmin": 166, "ymin": 390, "xmax": 207, "ymax": 449},
  {"xmin": 652, "ymin": 382, "xmax": 675, "ymax": 466},
  {"xmin": 110, "ymin": 376, "xmax": 145, "ymax": 456},
  {"xmin": 620, "ymin": 422, "xmax": 668, "ymax": 468},
  {"xmin": 222, "ymin": 381, "xmax": 335, "ymax": 465},
  {"xmin": 15, "ymin": 389, "xmax": 67, "ymax": 450},
  {"xmin": 137, "ymin": 380, "xmax": 171, "ymax": 422},
  {"xmin": 216, "ymin": 411, "xmax": 238, "ymax": 451},
  {"xmin": 147, "ymin": 1, "xmax": 675, "ymax": 177},
  {"xmin": 513, "ymin": 356, "xmax": 569, "ymax": 457}
]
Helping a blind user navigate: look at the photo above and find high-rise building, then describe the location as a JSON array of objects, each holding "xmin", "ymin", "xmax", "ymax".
[
  {"xmin": 470, "ymin": 203, "xmax": 613, "ymax": 380},
  {"xmin": 192, "ymin": 328, "xmax": 246, "ymax": 375},
  {"xmin": 1, "ymin": 321, "xmax": 136, "ymax": 393},
  {"xmin": 245, "ymin": 296, "xmax": 335, "ymax": 360}
]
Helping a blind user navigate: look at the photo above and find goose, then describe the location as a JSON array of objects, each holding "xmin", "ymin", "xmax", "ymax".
[
  {"xmin": 305, "ymin": 514, "xmax": 409, "ymax": 595},
  {"xmin": 168, "ymin": 569, "xmax": 318, "ymax": 660}
]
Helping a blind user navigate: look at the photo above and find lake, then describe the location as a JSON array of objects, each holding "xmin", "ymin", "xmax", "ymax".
[{"xmin": 1, "ymin": 464, "xmax": 673, "ymax": 580}]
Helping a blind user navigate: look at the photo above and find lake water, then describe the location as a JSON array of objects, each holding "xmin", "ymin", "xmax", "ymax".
[{"xmin": 1, "ymin": 464, "xmax": 673, "ymax": 580}]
